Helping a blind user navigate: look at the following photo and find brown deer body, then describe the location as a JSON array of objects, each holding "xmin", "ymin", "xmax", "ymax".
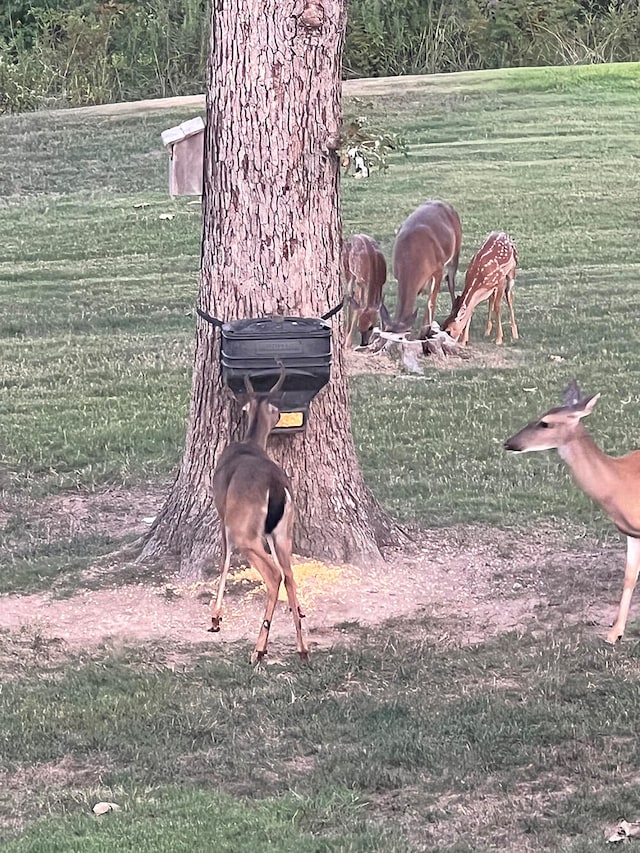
[
  {"xmin": 342, "ymin": 233, "xmax": 387, "ymax": 347},
  {"xmin": 443, "ymin": 231, "xmax": 518, "ymax": 346},
  {"xmin": 211, "ymin": 369, "xmax": 308, "ymax": 662},
  {"xmin": 380, "ymin": 200, "xmax": 461, "ymax": 334},
  {"xmin": 505, "ymin": 381, "xmax": 640, "ymax": 644}
]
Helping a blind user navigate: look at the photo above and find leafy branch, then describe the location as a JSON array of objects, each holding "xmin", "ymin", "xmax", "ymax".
[{"xmin": 340, "ymin": 98, "xmax": 408, "ymax": 178}]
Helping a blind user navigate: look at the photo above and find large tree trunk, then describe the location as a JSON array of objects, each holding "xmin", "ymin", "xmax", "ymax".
[{"xmin": 142, "ymin": 0, "xmax": 398, "ymax": 580}]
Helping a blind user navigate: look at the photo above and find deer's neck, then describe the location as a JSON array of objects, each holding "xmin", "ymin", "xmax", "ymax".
[
  {"xmin": 395, "ymin": 285, "xmax": 416, "ymax": 321},
  {"xmin": 559, "ymin": 428, "xmax": 613, "ymax": 499},
  {"xmin": 244, "ymin": 420, "xmax": 270, "ymax": 450},
  {"xmin": 559, "ymin": 427, "xmax": 640, "ymax": 535},
  {"xmin": 459, "ymin": 278, "xmax": 488, "ymax": 315}
]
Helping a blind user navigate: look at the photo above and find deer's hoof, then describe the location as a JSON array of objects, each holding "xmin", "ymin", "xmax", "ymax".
[
  {"xmin": 299, "ymin": 650, "xmax": 310, "ymax": 662},
  {"xmin": 251, "ymin": 650, "xmax": 267, "ymax": 665},
  {"xmin": 208, "ymin": 617, "xmax": 221, "ymax": 633}
]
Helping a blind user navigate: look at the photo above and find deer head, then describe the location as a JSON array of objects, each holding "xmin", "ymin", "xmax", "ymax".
[
  {"xmin": 242, "ymin": 363, "xmax": 287, "ymax": 447},
  {"xmin": 441, "ymin": 295, "xmax": 465, "ymax": 340},
  {"xmin": 504, "ymin": 382, "xmax": 601, "ymax": 453},
  {"xmin": 350, "ymin": 295, "xmax": 381, "ymax": 346}
]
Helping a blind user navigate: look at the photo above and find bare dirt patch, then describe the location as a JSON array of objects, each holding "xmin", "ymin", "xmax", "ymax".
[
  {"xmin": 0, "ymin": 356, "xmax": 627, "ymax": 661},
  {"xmin": 344, "ymin": 340, "xmax": 525, "ymax": 376},
  {"xmin": 0, "ymin": 755, "xmax": 111, "ymax": 835},
  {"xmin": 0, "ymin": 505, "xmax": 626, "ymax": 663}
]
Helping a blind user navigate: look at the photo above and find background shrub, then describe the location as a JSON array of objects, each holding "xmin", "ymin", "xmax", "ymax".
[
  {"xmin": 0, "ymin": 0, "xmax": 209, "ymax": 112},
  {"xmin": 0, "ymin": 0, "xmax": 639, "ymax": 112}
]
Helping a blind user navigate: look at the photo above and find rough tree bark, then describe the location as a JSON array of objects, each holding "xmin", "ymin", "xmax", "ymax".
[{"xmin": 142, "ymin": 0, "xmax": 399, "ymax": 580}]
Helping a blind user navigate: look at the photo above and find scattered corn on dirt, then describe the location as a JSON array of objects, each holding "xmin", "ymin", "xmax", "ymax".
[
  {"xmin": 166, "ymin": 559, "xmax": 361, "ymax": 612},
  {"xmin": 231, "ymin": 559, "xmax": 361, "ymax": 608},
  {"xmin": 0, "ymin": 528, "xmax": 617, "ymax": 653}
]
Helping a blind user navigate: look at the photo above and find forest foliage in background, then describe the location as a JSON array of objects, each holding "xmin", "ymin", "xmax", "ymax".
[{"xmin": 0, "ymin": 0, "xmax": 639, "ymax": 112}]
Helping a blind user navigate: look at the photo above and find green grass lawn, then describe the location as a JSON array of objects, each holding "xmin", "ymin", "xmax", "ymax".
[{"xmin": 2, "ymin": 62, "xmax": 640, "ymax": 851}]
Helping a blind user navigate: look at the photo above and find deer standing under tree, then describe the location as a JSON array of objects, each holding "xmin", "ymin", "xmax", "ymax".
[
  {"xmin": 211, "ymin": 367, "xmax": 308, "ymax": 663},
  {"xmin": 380, "ymin": 200, "xmax": 461, "ymax": 335},
  {"xmin": 504, "ymin": 381, "xmax": 640, "ymax": 644},
  {"xmin": 140, "ymin": 0, "xmax": 397, "ymax": 581}
]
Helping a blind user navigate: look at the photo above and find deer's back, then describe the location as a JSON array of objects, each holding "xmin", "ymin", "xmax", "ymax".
[
  {"xmin": 393, "ymin": 201, "xmax": 461, "ymax": 284},
  {"xmin": 465, "ymin": 231, "xmax": 517, "ymax": 292},
  {"xmin": 213, "ymin": 443, "xmax": 292, "ymax": 525}
]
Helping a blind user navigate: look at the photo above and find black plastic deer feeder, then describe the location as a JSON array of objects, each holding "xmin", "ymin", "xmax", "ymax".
[{"xmin": 204, "ymin": 313, "xmax": 333, "ymax": 433}]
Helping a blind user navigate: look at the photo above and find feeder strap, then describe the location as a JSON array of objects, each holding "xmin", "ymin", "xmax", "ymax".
[
  {"xmin": 196, "ymin": 300, "xmax": 345, "ymax": 326},
  {"xmin": 321, "ymin": 298, "xmax": 346, "ymax": 321},
  {"xmin": 196, "ymin": 307, "xmax": 225, "ymax": 327}
]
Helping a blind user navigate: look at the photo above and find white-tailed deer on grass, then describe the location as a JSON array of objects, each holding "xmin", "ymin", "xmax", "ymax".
[
  {"xmin": 443, "ymin": 231, "xmax": 518, "ymax": 346},
  {"xmin": 342, "ymin": 233, "xmax": 387, "ymax": 347},
  {"xmin": 210, "ymin": 366, "xmax": 308, "ymax": 663},
  {"xmin": 504, "ymin": 381, "xmax": 640, "ymax": 644},
  {"xmin": 380, "ymin": 200, "xmax": 461, "ymax": 334}
]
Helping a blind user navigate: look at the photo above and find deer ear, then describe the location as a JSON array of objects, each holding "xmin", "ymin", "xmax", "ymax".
[
  {"xmin": 577, "ymin": 393, "xmax": 601, "ymax": 418},
  {"xmin": 242, "ymin": 401, "xmax": 250, "ymax": 412}
]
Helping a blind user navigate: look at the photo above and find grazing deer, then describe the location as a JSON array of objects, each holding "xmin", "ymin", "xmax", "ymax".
[
  {"xmin": 504, "ymin": 381, "xmax": 640, "ymax": 644},
  {"xmin": 210, "ymin": 367, "xmax": 308, "ymax": 663},
  {"xmin": 443, "ymin": 231, "xmax": 518, "ymax": 346},
  {"xmin": 380, "ymin": 200, "xmax": 461, "ymax": 334},
  {"xmin": 342, "ymin": 233, "xmax": 387, "ymax": 347}
]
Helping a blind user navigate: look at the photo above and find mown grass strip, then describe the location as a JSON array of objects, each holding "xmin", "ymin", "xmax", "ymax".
[{"xmin": 2, "ymin": 626, "xmax": 640, "ymax": 851}]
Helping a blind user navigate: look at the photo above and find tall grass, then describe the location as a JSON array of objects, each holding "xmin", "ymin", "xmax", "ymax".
[
  {"xmin": 0, "ymin": 0, "xmax": 210, "ymax": 113},
  {"xmin": 1, "ymin": 0, "xmax": 640, "ymax": 112},
  {"xmin": 345, "ymin": 0, "xmax": 640, "ymax": 78},
  {"xmin": 533, "ymin": 7, "xmax": 640, "ymax": 66}
]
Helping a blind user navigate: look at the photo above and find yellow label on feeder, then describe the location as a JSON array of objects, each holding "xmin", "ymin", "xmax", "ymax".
[{"xmin": 276, "ymin": 411, "xmax": 304, "ymax": 429}]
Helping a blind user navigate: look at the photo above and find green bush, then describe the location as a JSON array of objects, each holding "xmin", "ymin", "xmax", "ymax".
[
  {"xmin": 0, "ymin": 0, "xmax": 209, "ymax": 113},
  {"xmin": 479, "ymin": 0, "xmax": 582, "ymax": 67},
  {"xmin": 344, "ymin": 0, "xmax": 484, "ymax": 77},
  {"xmin": 107, "ymin": 0, "xmax": 209, "ymax": 101},
  {"xmin": 478, "ymin": 0, "xmax": 640, "ymax": 67},
  {"xmin": 344, "ymin": 0, "xmax": 640, "ymax": 78},
  {"xmin": 0, "ymin": 0, "xmax": 639, "ymax": 112}
]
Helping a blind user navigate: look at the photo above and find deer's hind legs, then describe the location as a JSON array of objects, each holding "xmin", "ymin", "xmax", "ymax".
[
  {"xmin": 246, "ymin": 549, "xmax": 282, "ymax": 664},
  {"xmin": 267, "ymin": 533, "xmax": 309, "ymax": 661},
  {"xmin": 209, "ymin": 527, "xmax": 232, "ymax": 632}
]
